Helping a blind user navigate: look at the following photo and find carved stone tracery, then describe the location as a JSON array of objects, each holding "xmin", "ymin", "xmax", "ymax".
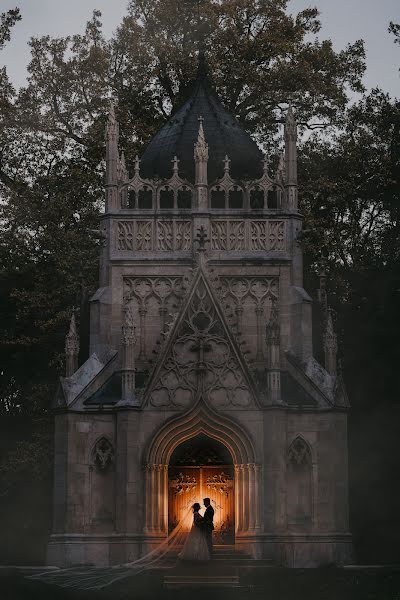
[
  {"xmin": 149, "ymin": 277, "xmax": 253, "ymax": 408},
  {"xmin": 211, "ymin": 219, "xmax": 286, "ymax": 251}
]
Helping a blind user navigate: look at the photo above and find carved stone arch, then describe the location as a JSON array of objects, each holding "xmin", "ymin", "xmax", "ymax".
[
  {"xmin": 143, "ymin": 400, "xmax": 261, "ymax": 538},
  {"xmin": 145, "ymin": 399, "xmax": 256, "ymax": 466},
  {"xmin": 287, "ymin": 434, "xmax": 314, "ymax": 466}
]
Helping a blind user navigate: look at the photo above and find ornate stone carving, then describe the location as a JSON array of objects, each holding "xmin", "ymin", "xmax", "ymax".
[
  {"xmin": 149, "ymin": 277, "xmax": 253, "ymax": 408},
  {"xmin": 93, "ymin": 438, "xmax": 114, "ymax": 471},
  {"xmin": 169, "ymin": 472, "xmax": 197, "ymax": 495},
  {"xmin": 117, "ymin": 220, "xmax": 191, "ymax": 251},
  {"xmin": 287, "ymin": 437, "xmax": 311, "ymax": 467},
  {"xmin": 194, "ymin": 116, "xmax": 209, "ymax": 162},
  {"xmin": 122, "ymin": 305, "xmax": 136, "ymax": 346},
  {"xmin": 211, "ymin": 219, "xmax": 286, "ymax": 251}
]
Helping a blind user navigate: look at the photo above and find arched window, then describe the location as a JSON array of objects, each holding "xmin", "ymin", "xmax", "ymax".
[
  {"xmin": 211, "ymin": 186, "xmax": 226, "ymax": 209},
  {"xmin": 250, "ymin": 187, "xmax": 264, "ymax": 209},
  {"xmin": 177, "ymin": 187, "xmax": 192, "ymax": 209},
  {"xmin": 228, "ymin": 186, "xmax": 243, "ymax": 209},
  {"xmin": 159, "ymin": 187, "xmax": 174, "ymax": 209},
  {"xmin": 138, "ymin": 186, "xmax": 153, "ymax": 209},
  {"xmin": 267, "ymin": 186, "xmax": 281, "ymax": 209},
  {"xmin": 287, "ymin": 437, "xmax": 312, "ymax": 528}
]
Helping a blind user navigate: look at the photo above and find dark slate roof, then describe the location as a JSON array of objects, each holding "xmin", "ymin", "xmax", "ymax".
[
  {"xmin": 140, "ymin": 55, "xmax": 264, "ymax": 183},
  {"xmin": 84, "ymin": 372, "xmax": 121, "ymax": 406},
  {"xmin": 281, "ymin": 372, "xmax": 318, "ymax": 407}
]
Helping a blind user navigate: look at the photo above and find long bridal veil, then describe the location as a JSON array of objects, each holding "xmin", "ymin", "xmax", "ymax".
[{"xmin": 118, "ymin": 497, "xmax": 198, "ymax": 574}]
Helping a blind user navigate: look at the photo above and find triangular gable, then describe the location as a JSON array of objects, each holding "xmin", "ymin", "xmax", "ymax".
[
  {"xmin": 54, "ymin": 351, "xmax": 118, "ymax": 411},
  {"xmin": 143, "ymin": 265, "xmax": 260, "ymax": 410}
]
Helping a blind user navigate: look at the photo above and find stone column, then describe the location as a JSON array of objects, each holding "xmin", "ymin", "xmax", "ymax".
[
  {"xmin": 266, "ymin": 299, "xmax": 281, "ymax": 404},
  {"xmin": 105, "ymin": 102, "xmax": 119, "ymax": 213},
  {"xmin": 284, "ymin": 101, "xmax": 298, "ymax": 213},
  {"xmin": 120, "ymin": 305, "xmax": 138, "ymax": 406}
]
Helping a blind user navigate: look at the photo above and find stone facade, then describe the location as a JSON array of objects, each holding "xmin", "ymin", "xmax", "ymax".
[{"xmin": 48, "ymin": 61, "xmax": 352, "ymax": 568}]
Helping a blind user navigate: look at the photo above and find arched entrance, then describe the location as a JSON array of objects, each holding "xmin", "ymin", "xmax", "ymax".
[
  {"xmin": 168, "ymin": 434, "xmax": 235, "ymax": 544},
  {"xmin": 143, "ymin": 401, "xmax": 261, "ymax": 543}
]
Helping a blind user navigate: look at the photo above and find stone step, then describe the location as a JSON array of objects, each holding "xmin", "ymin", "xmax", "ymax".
[{"xmin": 164, "ymin": 574, "xmax": 240, "ymax": 589}]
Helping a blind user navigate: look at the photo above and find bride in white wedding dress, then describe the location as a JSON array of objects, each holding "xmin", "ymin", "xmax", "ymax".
[{"xmin": 179, "ymin": 502, "xmax": 210, "ymax": 561}]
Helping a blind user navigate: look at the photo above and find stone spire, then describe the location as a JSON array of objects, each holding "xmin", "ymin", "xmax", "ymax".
[
  {"xmin": 284, "ymin": 101, "xmax": 298, "ymax": 212},
  {"xmin": 120, "ymin": 305, "xmax": 137, "ymax": 405},
  {"xmin": 194, "ymin": 115, "xmax": 209, "ymax": 209},
  {"xmin": 65, "ymin": 312, "xmax": 79, "ymax": 377},
  {"xmin": 105, "ymin": 101, "xmax": 119, "ymax": 211},
  {"xmin": 276, "ymin": 152, "xmax": 285, "ymax": 184},
  {"xmin": 324, "ymin": 309, "xmax": 338, "ymax": 376},
  {"xmin": 266, "ymin": 299, "xmax": 281, "ymax": 404},
  {"xmin": 118, "ymin": 150, "xmax": 128, "ymax": 183}
]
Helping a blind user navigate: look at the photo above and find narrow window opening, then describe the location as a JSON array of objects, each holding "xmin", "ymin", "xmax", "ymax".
[
  {"xmin": 177, "ymin": 188, "xmax": 192, "ymax": 209},
  {"xmin": 127, "ymin": 189, "xmax": 136, "ymax": 209},
  {"xmin": 267, "ymin": 187, "xmax": 278, "ymax": 209},
  {"xmin": 228, "ymin": 187, "xmax": 243, "ymax": 209},
  {"xmin": 250, "ymin": 188, "xmax": 264, "ymax": 209},
  {"xmin": 160, "ymin": 188, "xmax": 174, "ymax": 209},
  {"xmin": 138, "ymin": 187, "xmax": 153, "ymax": 209},
  {"xmin": 211, "ymin": 187, "xmax": 225, "ymax": 209}
]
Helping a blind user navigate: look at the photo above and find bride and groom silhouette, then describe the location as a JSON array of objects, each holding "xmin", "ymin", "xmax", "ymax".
[{"xmin": 179, "ymin": 498, "xmax": 215, "ymax": 561}]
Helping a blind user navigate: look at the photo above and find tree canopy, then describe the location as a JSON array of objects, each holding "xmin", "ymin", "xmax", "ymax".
[{"xmin": 0, "ymin": 0, "xmax": 397, "ymax": 417}]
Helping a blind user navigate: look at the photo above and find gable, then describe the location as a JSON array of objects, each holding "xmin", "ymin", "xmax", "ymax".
[{"xmin": 144, "ymin": 268, "xmax": 259, "ymax": 410}]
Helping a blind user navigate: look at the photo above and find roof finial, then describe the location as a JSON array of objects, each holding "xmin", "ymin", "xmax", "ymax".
[
  {"xmin": 172, "ymin": 155, "xmax": 180, "ymax": 175},
  {"xmin": 134, "ymin": 155, "xmax": 140, "ymax": 176},
  {"xmin": 194, "ymin": 114, "xmax": 209, "ymax": 162},
  {"xmin": 223, "ymin": 155, "xmax": 231, "ymax": 174}
]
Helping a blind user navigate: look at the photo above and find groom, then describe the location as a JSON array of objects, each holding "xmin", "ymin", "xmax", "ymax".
[{"xmin": 203, "ymin": 498, "xmax": 214, "ymax": 556}]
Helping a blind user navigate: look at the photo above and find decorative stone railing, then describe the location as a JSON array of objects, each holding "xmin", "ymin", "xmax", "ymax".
[
  {"xmin": 210, "ymin": 219, "xmax": 286, "ymax": 252},
  {"xmin": 115, "ymin": 218, "xmax": 286, "ymax": 253}
]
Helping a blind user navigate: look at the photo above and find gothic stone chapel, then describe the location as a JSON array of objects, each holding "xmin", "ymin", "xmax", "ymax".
[{"xmin": 49, "ymin": 55, "xmax": 352, "ymax": 568}]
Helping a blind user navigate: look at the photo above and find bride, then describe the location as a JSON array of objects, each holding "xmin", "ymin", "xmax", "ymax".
[{"xmin": 179, "ymin": 502, "xmax": 210, "ymax": 561}]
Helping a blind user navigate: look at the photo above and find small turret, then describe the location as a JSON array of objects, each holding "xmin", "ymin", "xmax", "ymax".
[
  {"xmin": 65, "ymin": 312, "xmax": 80, "ymax": 377},
  {"xmin": 284, "ymin": 101, "xmax": 298, "ymax": 212},
  {"xmin": 120, "ymin": 305, "xmax": 137, "ymax": 405},
  {"xmin": 266, "ymin": 300, "xmax": 281, "ymax": 404},
  {"xmin": 105, "ymin": 102, "xmax": 119, "ymax": 211},
  {"xmin": 324, "ymin": 309, "xmax": 338, "ymax": 376},
  {"xmin": 194, "ymin": 115, "xmax": 209, "ymax": 209}
]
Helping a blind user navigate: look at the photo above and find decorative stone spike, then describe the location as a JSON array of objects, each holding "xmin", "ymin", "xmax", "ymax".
[
  {"xmin": 65, "ymin": 311, "xmax": 79, "ymax": 377},
  {"xmin": 324, "ymin": 309, "xmax": 338, "ymax": 376},
  {"xmin": 119, "ymin": 305, "xmax": 138, "ymax": 406}
]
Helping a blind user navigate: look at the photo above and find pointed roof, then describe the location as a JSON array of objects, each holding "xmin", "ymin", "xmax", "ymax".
[{"xmin": 140, "ymin": 53, "xmax": 263, "ymax": 183}]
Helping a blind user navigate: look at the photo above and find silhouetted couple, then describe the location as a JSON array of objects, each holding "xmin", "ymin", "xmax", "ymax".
[{"xmin": 179, "ymin": 498, "xmax": 214, "ymax": 561}]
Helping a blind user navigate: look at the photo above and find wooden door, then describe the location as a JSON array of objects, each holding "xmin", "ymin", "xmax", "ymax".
[{"xmin": 168, "ymin": 465, "xmax": 234, "ymax": 543}]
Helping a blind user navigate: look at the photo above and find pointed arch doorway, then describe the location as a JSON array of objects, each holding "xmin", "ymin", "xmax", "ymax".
[{"xmin": 168, "ymin": 434, "xmax": 235, "ymax": 544}]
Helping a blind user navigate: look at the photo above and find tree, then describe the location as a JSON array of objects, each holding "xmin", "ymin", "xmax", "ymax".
[{"xmin": 0, "ymin": 1, "xmax": 367, "ymax": 415}]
